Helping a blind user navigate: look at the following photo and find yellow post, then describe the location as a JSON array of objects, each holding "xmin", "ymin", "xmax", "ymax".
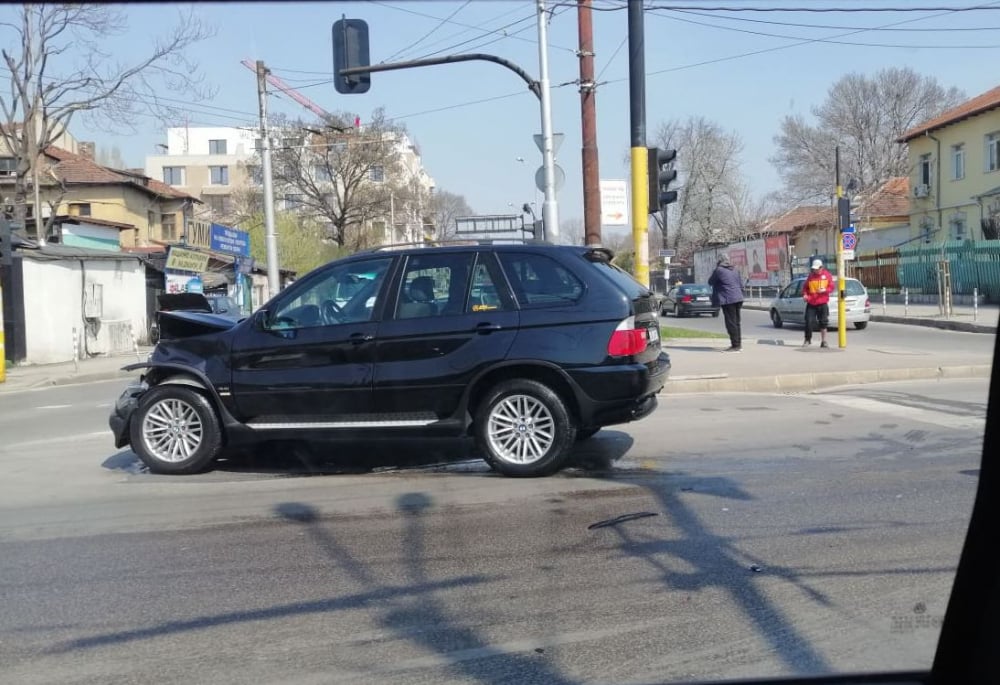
[
  {"xmin": 631, "ymin": 147, "xmax": 649, "ymax": 287},
  {"xmin": 836, "ymin": 185, "xmax": 847, "ymax": 348},
  {"xmin": 0, "ymin": 281, "xmax": 5, "ymax": 383}
]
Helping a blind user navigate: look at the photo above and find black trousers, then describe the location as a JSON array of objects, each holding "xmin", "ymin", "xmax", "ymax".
[
  {"xmin": 804, "ymin": 303, "xmax": 830, "ymax": 342},
  {"xmin": 721, "ymin": 301, "xmax": 742, "ymax": 348}
]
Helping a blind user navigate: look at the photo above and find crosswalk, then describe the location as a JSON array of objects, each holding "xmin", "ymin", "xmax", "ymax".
[{"xmin": 816, "ymin": 393, "xmax": 986, "ymax": 432}]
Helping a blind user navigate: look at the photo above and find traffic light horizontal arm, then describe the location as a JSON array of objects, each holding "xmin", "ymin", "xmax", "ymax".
[{"xmin": 339, "ymin": 54, "xmax": 541, "ymax": 100}]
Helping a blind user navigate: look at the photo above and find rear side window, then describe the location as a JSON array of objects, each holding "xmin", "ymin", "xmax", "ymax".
[
  {"xmin": 498, "ymin": 252, "xmax": 584, "ymax": 307},
  {"xmin": 843, "ymin": 280, "xmax": 866, "ymax": 296},
  {"xmin": 587, "ymin": 259, "xmax": 649, "ymax": 299}
]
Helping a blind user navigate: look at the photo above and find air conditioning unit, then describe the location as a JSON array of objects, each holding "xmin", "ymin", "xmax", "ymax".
[{"xmin": 913, "ymin": 184, "xmax": 930, "ymax": 198}]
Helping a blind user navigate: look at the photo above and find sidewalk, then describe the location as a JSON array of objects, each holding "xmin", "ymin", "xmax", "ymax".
[{"xmin": 0, "ymin": 349, "xmax": 151, "ymax": 393}]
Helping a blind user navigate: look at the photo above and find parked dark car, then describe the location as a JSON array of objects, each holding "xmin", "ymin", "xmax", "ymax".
[
  {"xmin": 110, "ymin": 242, "xmax": 670, "ymax": 477},
  {"xmin": 661, "ymin": 283, "xmax": 719, "ymax": 317}
]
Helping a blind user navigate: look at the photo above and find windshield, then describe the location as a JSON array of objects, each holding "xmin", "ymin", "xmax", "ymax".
[{"xmin": 0, "ymin": 3, "xmax": 994, "ymax": 684}]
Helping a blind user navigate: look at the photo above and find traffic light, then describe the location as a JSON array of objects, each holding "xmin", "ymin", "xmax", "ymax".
[
  {"xmin": 333, "ymin": 18, "xmax": 371, "ymax": 94},
  {"xmin": 647, "ymin": 147, "xmax": 678, "ymax": 213}
]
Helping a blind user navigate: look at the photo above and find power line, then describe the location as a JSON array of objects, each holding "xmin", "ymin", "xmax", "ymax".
[
  {"xmin": 381, "ymin": 0, "xmax": 473, "ymax": 63},
  {"xmin": 411, "ymin": 12, "xmax": 540, "ymax": 60},
  {"xmin": 596, "ymin": 35, "xmax": 628, "ymax": 82},
  {"xmin": 566, "ymin": 2, "xmax": 1000, "ymax": 11},
  {"xmin": 650, "ymin": 8, "xmax": 1000, "ymax": 48},
  {"xmin": 671, "ymin": 7, "xmax": 1000, "ymax": 30}
]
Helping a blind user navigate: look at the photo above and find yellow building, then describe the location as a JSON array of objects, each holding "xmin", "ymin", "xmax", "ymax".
[
  {"xmin": 898, "ymin": 85, "xmax": 1000, "ymax": 242},
  {"xmin": 1, "ymin": 145, "xmax": 200, "ymax": 249}
]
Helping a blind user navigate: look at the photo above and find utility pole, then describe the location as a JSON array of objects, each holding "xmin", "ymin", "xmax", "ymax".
[
  {"xmin": 536, "ymin": 0, "xmax": 560, "ymax": 242},
  {"xmin": 578, "ymin": 0, "xmax": 601, "ymax": 246},
  {"xmin": 627, "ymin": 0, "xmax": 649, "ymax": 286},
  {"xmin": 835, "ymin": 145, "xmax": 847, "ymax": 348},
  {"xmin": 256, "ymin": 60, "xmax": 280, "ymax": 299}
]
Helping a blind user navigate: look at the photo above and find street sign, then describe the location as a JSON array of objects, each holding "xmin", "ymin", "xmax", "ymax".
[
  {"xmin": 842, "ymin": 233, "xmax": 857, "ymax": 250},
  {"xmin": 842, "ymin": 223, "xmax": 856, "ymax": 234},
  {"xmin": 658, "ymin": 249, "xmax": 676, "ymax": 257},
  {"xmin": 535, "ymin": 164, "xmax": 565, "ymax": 192},
  {"xmin": 209, "ymin": 223, "xmax": 250, "ymax": 257},
  {"xmin": 843, "ymin": 249, "xmax": 855, "ymax": 260},
  {"xmin": 533, "ymin": 133, "xmax": 565, "ymax": 156},
  {"xmin": 599, "ymin": 179, "xmax": 628, "ymax": 226}
]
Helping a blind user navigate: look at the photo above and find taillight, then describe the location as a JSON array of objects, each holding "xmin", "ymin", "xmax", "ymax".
[
  {"xmin": 607, "ymin": 316, "xmax": 647, "ymax": 357},
  {"xmin": 681, "ymin": 295, "xmax": 692, "ymax": 303},
  {"xmin": 865, "ymin": 298, "xmax": 870, "ymax": 308}
]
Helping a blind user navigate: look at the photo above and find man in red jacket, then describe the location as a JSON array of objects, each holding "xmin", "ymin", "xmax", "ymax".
[{"xmin": 802, "ymin": 258, "xmax": 833, "ymax": 348}]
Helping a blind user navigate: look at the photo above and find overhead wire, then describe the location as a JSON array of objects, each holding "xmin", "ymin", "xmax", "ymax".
[
  {"xmin": 669, "ymin": 7, "xmax": 1000, "ymax": 30},
  {"xmin": 381, "ymin": 0, "xmax": 473, "ymax": 63},
  {"xmin": 557, "ymin": 2, "xmax": 1000, "ymax": 12}
]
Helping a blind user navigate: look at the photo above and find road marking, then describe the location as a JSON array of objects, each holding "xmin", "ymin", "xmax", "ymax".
[
  {"xmin": 818, "ymin": 395, "xmax": 985, "ymax": 432},
  {"xmin": 3, "ymin": 430, "xmax": 109, "ymax": 449},
  {"xmin": 35, "ymin": 404, "xmax": 72, "ymax": 410}
]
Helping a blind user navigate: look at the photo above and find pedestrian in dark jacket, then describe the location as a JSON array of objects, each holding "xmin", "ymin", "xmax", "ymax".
[{"xmin": 708, "ymin": 254, "xmax": 744, "ymax": 352}]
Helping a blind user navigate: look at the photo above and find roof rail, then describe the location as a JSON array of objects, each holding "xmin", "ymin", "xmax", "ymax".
[{"xmin": 360, "ymin": 237, "xmax": 554, "ymax": 253}]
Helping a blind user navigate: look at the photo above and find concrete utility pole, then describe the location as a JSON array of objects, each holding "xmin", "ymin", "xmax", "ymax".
[
  {"xmin": 256, "ymin": 60, "xmax": 280, "ymax": 299},
  {"xmin": 536, "ymin": 0, "xmax": 560, "ymax": 242},
  {"xmin": 578, "ymin": 0, "xmax": 601, "ymax": 246},
  {"xmin": 627, "ymin": 0, "xmax": 649, "ymax": 286}
]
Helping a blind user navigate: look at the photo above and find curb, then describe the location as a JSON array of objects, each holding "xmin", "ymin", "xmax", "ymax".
[
  {"xmin": 662, "ymin": 364, "xmax": 992, "ymax": 394},
  {"xmin": 0, "ymin": 367, "xmax": 140, "ymax": 393},
  {"xmin": 869, "ymin": 314, "xmax": 995, "ymax": 334}
]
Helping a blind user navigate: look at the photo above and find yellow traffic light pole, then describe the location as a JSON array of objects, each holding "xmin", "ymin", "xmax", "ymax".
[
  {"xmin": 835, "ymin": 149, "xmax": 847, "ymax": 349},
  {"xmin": 632, "ymin": 147, "xmax": 650, "ymax": 287}
]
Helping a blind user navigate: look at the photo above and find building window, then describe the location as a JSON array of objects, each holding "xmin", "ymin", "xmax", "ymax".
[
  {"xmin": 246, "ymin": 164, "xmax": 262, "ymax": 184},
  {"xmin": 71, "ymin": 202, "xmax": 92, "ymax": 217},
  {"xmin": 370, "ymin": 165, "xmax": 384, "ymax": 183},
  {"xmin": 208, "ymin": 139, "xmax": 227, "ymax": 155},
  {"xmin": 206, "ymin": 195, "xmax": 232, "ymax": 216},
  {"xmin": 281, "ymin": 136, "xmax": 303, "ymax": 149},
  {"xmin": 209, "ymin": 165, "xmax": 229, "ymax": 185},
  {"xmin": 314, "ymin": 165, "xmax": 332, "ymax": 182},
  {"xmin": 951, "ymin": 144, "xmax": 965, "ymax": 180},
  {"xmin": 162, "ymin": 166, "xmax": 184, "ymax": 185},
  {"xmin": 284, "ymin": 193, "xmax": 304, "ymax": 211},
  {"xmin": 950, "ymin": 212, "xmax": 967, "ymax": 240},
  {"xmin": 0, "ymin": 156, "xmax": 16, "ymax": 176},
  {"xmin": 161, "ymin": 213, "xmax": 177, "ymax": 240},
  {"xmin": 919, "ymin": 154, "xmax": 932, "ymax": 187},
  {"xmin": 987, "ymin": 132, "xmax": 1000, "ymax": 172}
]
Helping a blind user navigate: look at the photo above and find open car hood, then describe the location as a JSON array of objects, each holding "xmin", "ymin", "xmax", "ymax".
[{"xmin": 156, "ymin": 309, "xmax": 239, "ymax": 341}]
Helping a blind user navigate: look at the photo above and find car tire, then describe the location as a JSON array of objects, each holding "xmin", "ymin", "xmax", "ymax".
[
  {"xmin": 771, "ymin": 309, "xmax": 783, "ymax": 328},
  {"xmin": 854, "ymin": 321, "xmax": 868, "ymax": 330},
  {"xmin": 711, "ymin": 310, "xmax": 720, "ymax": 318},
  {"xmin": 475, "ymin": 379, "xmax": 575, "ymax": 477},
  {"xmin": 576, "ymin": 427, "xmax": 600, "ymax": 441},
  {"xmin": 129, "ymin": 384, "xmax": 222, "ymax": 475},
  {"xmin": 674, "ymin": 304, "xmax": 684, "ymax": 318}
]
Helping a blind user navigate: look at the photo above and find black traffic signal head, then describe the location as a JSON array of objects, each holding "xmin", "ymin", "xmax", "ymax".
[
  {"xmin": 647, "ymin": 147, "xmax": 678, "ymax": 212},
  {"xmin": 333, "ymin": 18, "xmax": 371, "ymax": 95}
]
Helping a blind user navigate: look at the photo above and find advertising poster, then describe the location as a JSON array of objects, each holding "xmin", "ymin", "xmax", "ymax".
[
  {"xmin": 165, "ymin": 273, "xmax": 205, "ymax": 294},
  {"xmin": 744, "ymin": 238, "xmax": 767, "ymax": 284},
  {"xmin": 728, "ymin": 246, "xmax": 748, "ymax": 284}
]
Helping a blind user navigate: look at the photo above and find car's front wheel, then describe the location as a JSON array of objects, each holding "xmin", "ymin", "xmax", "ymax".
[
  {"xmin": 129, "ymin": 385, "xmax": 222, "ymax": 474},
  {"xmin": 475, "ymin": 379, "xmax": 575, "ymax": 477},
  {"xmin": 771, "ymin": 309, "xmax": 783, "ymax": 328},
  {"xmin": 854, "ymin": 321, "xmax": 868, "ymax": 330}
]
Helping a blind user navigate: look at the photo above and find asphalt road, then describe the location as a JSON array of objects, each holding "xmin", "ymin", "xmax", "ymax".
[
  {"xmin": 0, "ymin": 377, "xmax": 988, "ymax": 684},
  {"xmin": 662, "ymin": 306, "xmax": 996, "ymax": 355}
]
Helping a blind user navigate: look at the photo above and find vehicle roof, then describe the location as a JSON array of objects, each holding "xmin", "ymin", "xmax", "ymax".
[{"xmin": 355, "ymin": 240, "xmax": 613, "ymax": 260}]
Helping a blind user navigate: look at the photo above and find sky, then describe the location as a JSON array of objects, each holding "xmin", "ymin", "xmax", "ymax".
[{"xmin": 34, "ymin": 1, "xmax": 1000, "ymax": 227}]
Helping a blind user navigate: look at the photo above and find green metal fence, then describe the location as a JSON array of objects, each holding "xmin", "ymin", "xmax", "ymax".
[{"xmin": 897, "ymin": 240, "xmax": 1000, "ymax": 300}]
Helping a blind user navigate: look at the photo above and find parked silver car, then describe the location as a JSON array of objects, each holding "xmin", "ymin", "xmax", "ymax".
[{"xmin": 769, "ymin": 276, "xmax": 871, "ymax": 330}]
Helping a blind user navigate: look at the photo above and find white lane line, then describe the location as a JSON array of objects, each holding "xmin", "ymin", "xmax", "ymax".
[
  {"xmin": 2, "ymin": 431, "xmax": 110, "ymax": 449},
  {"xmin": 35, "ymin": 404, "xmax": 72, "ymax": 410},
  {"xmin": 818, "ymin": 395, "xmax": 985, "ymax": 432}
]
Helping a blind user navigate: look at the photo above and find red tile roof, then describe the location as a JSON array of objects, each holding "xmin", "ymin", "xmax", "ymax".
[
  {"xmin": 856, "ymin": 177, "xmax": 909, "ymax": 218},
  {"xmin": 898, "ymin": 85, "xmax": 1000, "ymax": 142},
  {"xmin": 763, "ymin": 205, "xmax": 835, "ymax": 234},
  {"xmin": 42, "ymin": 146, "xmax": 199, "ymax": 201}
]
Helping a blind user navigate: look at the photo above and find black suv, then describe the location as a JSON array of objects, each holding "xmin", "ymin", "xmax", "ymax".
[{"xmin": 109, "ymin": 242, "xmax": 670, "ymax": 477}]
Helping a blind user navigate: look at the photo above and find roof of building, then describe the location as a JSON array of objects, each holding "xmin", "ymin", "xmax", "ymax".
[
  {"xmin": 762, "ymin": 205, "xmax": 835, "ymax": 234},
  {"xmin": 898, "ymin": 85, "xmax": 1000, "ymax": 142},
  {"xmin": 41, "ymin": 146, "xmax": 200, "ymax": 202},
  {"xmin": 855, "ymin": 177, "xmax": 910, "ymax": 218}
]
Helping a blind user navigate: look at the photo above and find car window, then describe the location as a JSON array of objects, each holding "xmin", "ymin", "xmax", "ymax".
[
  {"xmin": 499, "ymin": 252, "xmax": 584, "ymax": 306},
  {"xmin": 268, "ymin": 257, "xmax": 392, "ymax": 329},
  {"xmin": 683, "ymin": 285, "xmax": 711, "ymax": 295},
  {"xmin": 586, "ymin": 258, "xmax": 649, "ymax": 299},
  {"xmin": 396, "ymin": 252, "xmax": 474, "ymax": 319},
  {"xmin": 467, "ymin": 258, "xmax": 506, "ymax": 313},
  {"xmin": 843, "ymin": 279, "xmax": 866, "ymax": 296}
]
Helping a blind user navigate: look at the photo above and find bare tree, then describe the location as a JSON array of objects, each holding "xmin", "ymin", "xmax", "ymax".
[
  {"xmin": 427, "ymin": 189, "xmax": 473, "ymax": 240},
  {"xmin": 652, "ymin": 116, "xmax": 748, "ymax": 259},
  {"xmin": 0, "ymin": 4, "xmax": 215, "ymax": 239},
  {"xmin": 559, "ymin": 217, "xmax": 584, "ymax": 245},
  {"xmin": 269, "ymin": 108, "xmax": 422, "ymax": 250},
  {"xmin": 771, "ymin": 67, "xmax": 964, "ymax": 204}
]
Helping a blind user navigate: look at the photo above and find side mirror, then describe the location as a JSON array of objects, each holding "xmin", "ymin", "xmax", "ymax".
[{"xmin": 253, "ymin": 309, "xmax": 271, "ymax": 330}]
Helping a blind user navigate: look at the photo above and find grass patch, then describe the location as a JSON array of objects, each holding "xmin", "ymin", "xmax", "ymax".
[{"xmin": 660, "ymin": 325, "xmax": 728, "ymax": 339}]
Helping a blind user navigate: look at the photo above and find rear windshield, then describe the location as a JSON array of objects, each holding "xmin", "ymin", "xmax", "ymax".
[
  {"xmin": 681, "ymin": 285, "xmax": 711, "ymax": 295},
  {"xmin": 843, "ymin": 279, "xmax": 866, "ymax": 296},
  {"xmin": 587, "ymin": 259, "xmax": 650, "ymax": 298}
]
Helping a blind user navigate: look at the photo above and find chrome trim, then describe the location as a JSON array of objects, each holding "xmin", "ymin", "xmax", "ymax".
[{"xmin": 248, "ymin": 419, "xmax": 436, "ymax": 430}]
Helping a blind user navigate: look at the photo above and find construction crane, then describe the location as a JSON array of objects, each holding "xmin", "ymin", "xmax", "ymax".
[{"xmin": 240, "ymin": 59, "xmax": 332, "ymax": 122}]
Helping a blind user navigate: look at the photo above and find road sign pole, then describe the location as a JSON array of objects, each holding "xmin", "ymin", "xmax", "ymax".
[
  {"xmin": 536, "ymin": 0, "xmax": 560, "ymax": 243},
  {"xmin": 835, "ymin": 147, "xmax": 847, "ymax": 349}
]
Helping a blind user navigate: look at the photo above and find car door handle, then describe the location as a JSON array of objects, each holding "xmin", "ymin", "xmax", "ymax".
[
  {"xmin": 349, "ymin": 332, "xmax": 374, "ymax": 344},
  {"xmin": 474, "ymin": 322, "xmax": 503, "ymax": 334}
]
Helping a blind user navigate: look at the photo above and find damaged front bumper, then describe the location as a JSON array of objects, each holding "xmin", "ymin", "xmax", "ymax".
[{"xmin": 109, "ymin": 380, "xmax": 148, "ymax": 448}]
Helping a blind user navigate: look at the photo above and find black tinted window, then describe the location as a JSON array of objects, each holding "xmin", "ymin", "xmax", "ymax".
[
  {"xmin": 682, "ymin": 285, "xmax": 711, "ymax": 295},
  {"xmin": 498, "ymin": 253, "xmax": 584, "ymax": 306},
  {"xmin": 588, "ymin": 259, "xmax": 649, "ymax": 298},
  {"xmin": 396, "ymin": 252, "xmax": 474, "ymax": 319}
]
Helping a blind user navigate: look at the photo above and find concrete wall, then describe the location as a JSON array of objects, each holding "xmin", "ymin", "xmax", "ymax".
[{"xmin": 21, "ymin": 256, "xmax": 147, "ymax": 364}]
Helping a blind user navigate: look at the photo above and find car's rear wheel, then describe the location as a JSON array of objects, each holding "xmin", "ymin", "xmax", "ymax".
[
  {"xmin": 674, "ymin": 304, "xmax": 684, "ymax": 318},
  {"xmin": 854, "ymin": 321, "xmax": 868, "ymax": 330},
  {"xmin": 771, "ymin": 309, "xmax": 783, "ymax": 328},
  {"xmin": 129, "ymin": 385, "xmax": 222, "ymax": 474},
  {"xmin": 475, "ymin": 379, "xmax": 575, "ymax": 477}
]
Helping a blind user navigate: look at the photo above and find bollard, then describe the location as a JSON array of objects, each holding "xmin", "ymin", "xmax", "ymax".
[
  {"xmin": 129, "ymin": 322, "xmax": 141, "ymax": 362},
  {"xmin": 904, "ymin": 288, "xmax": 909, "ymax": 317},
  {"xmin": 882, "ymin": 287, "xmax": 887, "ymax": 315},
  {"xmin": 71, "ymin": 327, "xmax": 79, "ymax": 373},
  {"xmin": 974, "ymin": 287, "xmax": 979, "ymax": 322}
]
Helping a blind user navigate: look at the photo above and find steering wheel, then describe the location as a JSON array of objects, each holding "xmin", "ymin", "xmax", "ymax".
[{"xmin": 321, "ymin": 299, "xmax": 343, "ymax": 324}]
